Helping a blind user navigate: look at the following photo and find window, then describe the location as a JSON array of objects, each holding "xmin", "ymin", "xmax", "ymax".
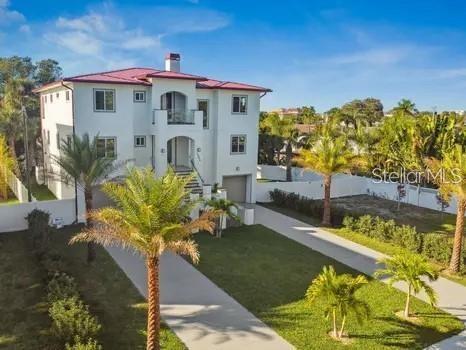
[
  {"xmin": 134, "ymin": 136, "xmax": 146, "ymax": 147},
  {"xmin": 56, "ymin": 132, "xmax": 60, "ymax": 148},
  {"xmin": 231, "ymin": 135, "xmax": 246, "ymax": 154},
  {"xmin": 198, "ymin": 99, "xmax": 209, "ymax": 129},
  {"xmin": 133, "ymin": 91, "xmax": 146, "ymax": 102},
  {"xmin": 44, "ymin": 95, "xmax": 47, "ymax": 103},
  {"xmin": 47, "ymin": 130, "xmax": 50, "ymax": 145},
  {"xmin": 94, "ymin": 89, "xmax": 115, "ymax": 112},
  {"xmin": 96, "ymin": 137, "xmax": 116, "ymax": 158},
  {"xmin": 56, "ymin": 92, "xmax": 59, "ymax": 99},
  {"xmin": 232, "ymin": 95, "xmax": 247, "ymax": 114},
  {"xmin": 50, "ymin": 94, "xmax": 53, "ymax": 103},
  {"xmin": 66, "ymin": 91, "xmax": 70, "ymax": 101}
]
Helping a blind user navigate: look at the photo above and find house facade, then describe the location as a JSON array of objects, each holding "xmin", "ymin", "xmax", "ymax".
[{"xmin": 35, "ymin": 53, "xmax": 271, "ymax": 203}]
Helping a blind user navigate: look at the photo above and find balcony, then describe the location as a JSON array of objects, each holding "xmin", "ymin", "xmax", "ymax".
[{"xmin": 152, "ymin": 109, "xmax": 203, "ymax": 134}]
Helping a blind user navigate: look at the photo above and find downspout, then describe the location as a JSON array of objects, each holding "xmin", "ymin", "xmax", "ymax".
[{"xmin": 61, "ymin": 81, "xmax": 79, "ymax": 223}]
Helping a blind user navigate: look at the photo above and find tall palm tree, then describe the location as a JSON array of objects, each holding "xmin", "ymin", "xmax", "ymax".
[
  {"xmin": 295, "ymin": 132, "xmax": 359, "ymax": 226},
  {"xmin": 71, "ymin": 167, "xmax": 217, "ymax": 350},
  {"xmin": 306, "ymin": 265, "xmax": 369, "ymax": 339},
  {"xmin": 53, "ymin": 133, "xmax": 116, "ymax": 262},
  {"xmin": 205, "ymin": 198, "xmax": 240, "ymax": 238},
  {"xmin": 375, "ymin": 254, "xmax": 438, "ymax": 318},
  {"xmin": 0, "ymin": 135, "xmax": 17, "ymax": 200},
  {"xmin": 426, "ymin": 144, "xmax": 466, "ymax": 273},
  {"xmin": 263, "ymin": 113, "xmax": 300, "ymax": 181},
  {"xmin": 393, "ymin": 99, "xmax": 417, "ymax": 117}
]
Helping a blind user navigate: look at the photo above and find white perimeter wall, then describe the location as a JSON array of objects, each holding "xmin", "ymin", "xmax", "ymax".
[
  {"xmin": 256, "ymin": 165, "xmax": 463, "ymax": 215},
  {"xmin": 0, "ymin": 198, "xmax": 85, "ymax": 233}
]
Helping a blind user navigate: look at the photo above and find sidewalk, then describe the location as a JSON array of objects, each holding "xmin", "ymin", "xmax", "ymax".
[
  {"xmin": 106, "ymin": 246, "xmax": 294, "ymax": 350},
  {"xmin": 254, "ymin": 205, "xmax": 466, "ymax": 350}
]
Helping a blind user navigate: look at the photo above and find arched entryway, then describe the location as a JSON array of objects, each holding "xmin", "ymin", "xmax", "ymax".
[{"xmin": 167, "ymin": 136, "xmax": 194, "ymax": 171}]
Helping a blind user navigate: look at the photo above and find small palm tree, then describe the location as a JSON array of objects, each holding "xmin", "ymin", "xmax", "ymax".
[
  {"xmin": 53, "ymin": 133, "xmax": 116, "ymax": 262},
  {"xmin": 71, "ymin": 167, "xmax": 218, "ymax": 350},
  {"xmin": 374, "ymin": 254, "xmax": 439, "ymax": 318},
  {"xmin": 0, "ymin": 135, "xmax": 17, "ymax": 200},
  {"xmin": 205, "ymin": 198, "xmax": 240, "ymax": 238},
  {"xmin": 425, "ymin": 144, "xmax": 466, "ymax": 273},
  {"xmin": 306, "ymin": 265, "xmax": 369, "ymax": 340},
  {"xmin": 263, "ymin": 113, "xmax": 300, "ymax": 181},
  {"xmin": 295, "ymin": 131, "xmax": 360, "ymax": 226}
]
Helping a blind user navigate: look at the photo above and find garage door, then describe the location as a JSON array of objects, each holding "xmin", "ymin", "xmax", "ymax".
[{"xmin": 222, "ymin": 175, "xmax": 247, "ymax": 203}]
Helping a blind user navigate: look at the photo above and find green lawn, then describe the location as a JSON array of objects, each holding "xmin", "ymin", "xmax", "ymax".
[
  {"xmin": 30, "ymin": 184, "xmax": 56, "ymax": 201},
  {"xmin": 261, "ymin": 203, "xmax": 466, "ymax": 286},
  {"xmin": 194, "ymin": 225, "xmax": 463, "ymax": 350},
  {"xmin": 0, "ymin": 228, "xmax": 185, "ymax": 349}
]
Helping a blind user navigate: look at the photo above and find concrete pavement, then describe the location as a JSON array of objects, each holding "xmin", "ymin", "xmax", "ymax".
[
  {"xmin": 254, "ymin": 204, "xmax": 466, "ymax": 350},
  {"xmin": 106, "ymin": 246, "xmax": 294, "ymax": 350}
]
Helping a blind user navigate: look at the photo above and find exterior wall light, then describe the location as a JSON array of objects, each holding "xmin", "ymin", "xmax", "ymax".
[
  {"xmin": 236, "ymin": 166, "xmax": 240, "ymax": 171},
  {"xmin": 197, "ymin": 147, "xmax": 201, "ymax": 152},
  {"xmin": 161, "ymin": 148, "xmax": 166, "ymax": 153}
]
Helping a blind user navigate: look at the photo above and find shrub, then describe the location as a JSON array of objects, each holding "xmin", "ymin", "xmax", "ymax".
[
  {"xmin": 65, "ymin": 337, "xmax": 102, "ymax": 350},
  {"xmin": 392, "ymin": 225, "xmax": 422, "ymax": 253},
  {"xmin": 422, "ymin": 234, "xmax": 452, "ymax": 264},
  {"xmin": 47, "ymin": 272, "xmax": 79, "ymax": 302},
  {"xmin": 342, "ymin": 216, "xmax": 356, "ymax": 231},
  {"xmin": 26, "ymin": 209, "xmax": 52, "ymax": 255},
  {"xmin": 49, "ymin": 297, "xmax": 101, "ymax": 344},
  {"xmin": 40, "ymin": 250, "xmax": 65, "ymax": 274}
]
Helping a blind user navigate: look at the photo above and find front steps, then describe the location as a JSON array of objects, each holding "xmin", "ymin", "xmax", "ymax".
[{"xmin": 174, "ymin": 169, "xmax": 203, "ymax": 196}]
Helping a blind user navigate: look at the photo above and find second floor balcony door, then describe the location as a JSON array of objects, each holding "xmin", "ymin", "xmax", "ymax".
[{"xmin": 161, "ymin": 91, "xmax": 189, "ymax": 124}]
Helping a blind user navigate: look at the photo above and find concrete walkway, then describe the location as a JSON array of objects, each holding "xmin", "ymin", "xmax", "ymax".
[
  {"xmin": 106, "ymin": 246, "xmax": 293, "ymax": 350},
  {"xmin": 254, "ymin": 205, "xmax": 466, "ymax": 349}
]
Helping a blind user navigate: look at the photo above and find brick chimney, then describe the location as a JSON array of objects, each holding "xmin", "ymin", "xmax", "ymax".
[{"xmin": 165, "ymin": 53, "xmax": 181, "ymax": 72}]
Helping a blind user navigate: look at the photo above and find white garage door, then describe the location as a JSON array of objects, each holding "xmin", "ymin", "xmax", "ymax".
[{"xmin": 222, "ymin": 175, "xmax": 247, "ymax": 203}]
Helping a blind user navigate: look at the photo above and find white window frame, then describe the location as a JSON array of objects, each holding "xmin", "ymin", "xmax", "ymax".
[
  {"xmin": 230, "ymin": 135, "xmax": 247, "ymax": 154},
  {"xmin": 232, "ymin": 95, "xmax": 248, "ymax": 114},
  {"xmin": 93, "ymin": 88, "xmax": 116, "ymax": 112},
  {"xmin": 134, "ymin": 135, "xmax": 146, "ymax": 147},
  {"xmin": 96, "ymin": 137, "xmax": 117, "ymax": 159},
  {"xmin": 198, "ymin": 99, "xmax": 209, "ymax": 129},
  {"xmin": 133, "ymin": 90, "xmax": 146, "ymax": 103}
]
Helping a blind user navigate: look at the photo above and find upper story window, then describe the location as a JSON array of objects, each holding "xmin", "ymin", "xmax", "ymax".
[
  {"xmin": 231, "ymin": 135, "xmax": 246, "ymax": 154},
  {"xmin": 50, "ymin": 94, "xmax": 53, "ymax": 103},
  {"xmin": 94, "ymin": 89, "xmax": 115, "ymax": 112},
  {"xmin": 56, "ymin": 92, "xmax": 59, "ymax": 99},
  {"xmin": 44, "ymin": 95, "xmax": 47, "ymax": 103},
  {"xmin": 96, "ymin": 137, "xmax": 116, "ymax": 158},
  {"xmin": 134, "ymin": 136, "xmax": 146, "ymax": 147},
  {"xmin": 66, "ymin": 91, "xmax": 70, "ymax": 101},
  {"xmin": 198, "ymin": 99, "xmax": 209, "ymax": 129},
  {"xmin": 232, "ymin": 95, "xmax": 247, "ymax": 114},
  {"xmin": 134, "ymin": 91, "xmax": 146, "ymax": 103}
]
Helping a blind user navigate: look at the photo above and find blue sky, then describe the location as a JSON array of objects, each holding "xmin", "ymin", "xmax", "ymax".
[{"xmin": 2, "ymin": 0, "xmax": 466, "ymax": 112}]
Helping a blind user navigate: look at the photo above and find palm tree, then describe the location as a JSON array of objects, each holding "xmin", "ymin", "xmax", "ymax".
[
  {"xmin": 53, "ymin": 133, "xmax": 116, "ymax": 262},
  {"xmin": 295, "ymin": 132, "xmax": 359, "ymax": 226},
  {"xmin": 205, "ymin": 198, "xmax": 240, "ymax": 238},
  {"xmin": 71, "ymin": 167, "xmax": 217, "ymax": 350},
  {"xmin": 425, "ymin": 144, "xmax": 466, "ymax": 273},
  {"xmin": 306, "ymin": 265, "xmax": 369, "ymax": 339},
  {"xmin": 0, "ymin": 135, "xmax": 17, "ymax": 200},
  {"xmin": 393, "ymin": 99, "xmax": 417, "ymax": 117},
  {"xmin": 375, "ymin": 254, "xmax": 438, "ymax": 318},
  {"xmin": 263, "ymin": 113, "xmax": 300, "ymax": 181}
]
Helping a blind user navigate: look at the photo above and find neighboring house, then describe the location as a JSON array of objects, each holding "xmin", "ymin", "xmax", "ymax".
[
  {"xmin": 34, "ymin": 53, "xmax": 271, "ymax": 204},
  {"xmin": 271, "ymin": 108, "xmax": 300, "ymax": 118}
]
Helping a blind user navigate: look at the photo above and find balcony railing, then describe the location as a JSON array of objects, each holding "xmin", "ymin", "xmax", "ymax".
[{"xmin": 152, "ymin": 109, "xmax": 202, "ymax": 127}]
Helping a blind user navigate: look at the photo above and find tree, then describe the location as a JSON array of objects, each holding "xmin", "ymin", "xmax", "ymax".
[
  {"xmin": 0, "ymin": 135, "xmax": 16, "ymax": 200},
  {"xmin": 298, "ymin": 106, "xmax": 320, "ymax": 124},
  {"xmin": 306, "ymin": 265, "xmax": 369, "ymax": 340},
  {"xmin": 71, "ymin": 167, "xmax": 217, "ymax": 350},
  {"xmin": 263, "ymin": 113, "xmax": 300, "ymax": 181},
  {"xmin": 295, "ymin": 128, "xmax": 359, "ymax": 225},
  {"xmin": 34, "ymin": 59, "xmax": 62, "ymax": 85},
  {"xmin": 392, "ymin": 99, "xmax": 417, "ymax": 117},
  {"xmin": 53, "ymin": 133, "xmax": 116, "ymax": 263},
  {"xmin": 425, "ymin": 144, "xmax": 466, "ymax": 273},
  {"xmin": 205, "ymin": 198, "xmax": 240, "ymax": 238},
  {"xmin": 375, "ymin": 254, "xmax": 438, "ymax": 318}
]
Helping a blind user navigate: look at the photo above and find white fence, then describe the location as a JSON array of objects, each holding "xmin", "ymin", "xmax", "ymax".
[
  {"xmin": 256, "ymin": 165, "xmax": 462, "ymax": 215},
  {"xmin": 7, "ymin": 170, "xmax": 34, "ymax": 203},
  {"xmin": 0, "ymin": 198, "xmax": 85, "ymax": 233}
]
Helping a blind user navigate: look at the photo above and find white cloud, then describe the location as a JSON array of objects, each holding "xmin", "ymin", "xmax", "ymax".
[
  {"xmin": 47, "ymin": 31, "xmax": 103, "ymax": 55},
  {"xmin": 19, "ymin": 24, "xmax": 30, "ymax": 33},
  {"xmin": 329, "ymin": 47, "xmax": 413, "ymax": 65},
  {"xmin": 0, "ymin": 0, "xmax": 25, "ymax": 25}
]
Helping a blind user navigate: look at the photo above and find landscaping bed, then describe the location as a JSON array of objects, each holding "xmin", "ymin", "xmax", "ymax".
[
  {"xmin": 194, "ymin": 225, "xmax": 463, "ymax": 350},
  {"xmin": 0, "ymin": 227, "xmax": 185, "ymax": 349}
]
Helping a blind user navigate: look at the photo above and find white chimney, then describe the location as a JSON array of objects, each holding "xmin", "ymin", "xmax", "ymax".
[{"xmin": 165, "ymin": 53, "xmax": 181, "ymax": 72}]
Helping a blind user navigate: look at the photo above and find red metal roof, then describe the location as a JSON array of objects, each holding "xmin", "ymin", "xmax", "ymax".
[{"xmin": 34, "ymin": 67, "xmax": 271, "ymax": 93}]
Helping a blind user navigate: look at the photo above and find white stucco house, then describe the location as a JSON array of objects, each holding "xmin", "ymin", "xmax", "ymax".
[{"xmin": 34, "ymin": 53, "xmax": 271, "ymax": 208}]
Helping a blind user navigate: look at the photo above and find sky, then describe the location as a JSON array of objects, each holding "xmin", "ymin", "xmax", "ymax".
[{"xmin": 2, "ymin": 0, "xmax": 466, "ymax": 112}]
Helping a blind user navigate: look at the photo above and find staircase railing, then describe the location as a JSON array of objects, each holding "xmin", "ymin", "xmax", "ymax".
[{"xmin": 190, "ymin": 159, "xmax": 205, "ymax": 185}]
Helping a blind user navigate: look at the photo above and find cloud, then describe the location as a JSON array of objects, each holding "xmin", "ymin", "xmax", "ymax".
[
  {"xmin": 329, "ymin": 47, "xmax": 413, "ymax": 65},
  {"xmin": 19, "ymin": 24, "xmax": 30, "ymax": 33},
  {"xmin": 0, "ymin": 0, "xmax": 25, "ymax": 25}
]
